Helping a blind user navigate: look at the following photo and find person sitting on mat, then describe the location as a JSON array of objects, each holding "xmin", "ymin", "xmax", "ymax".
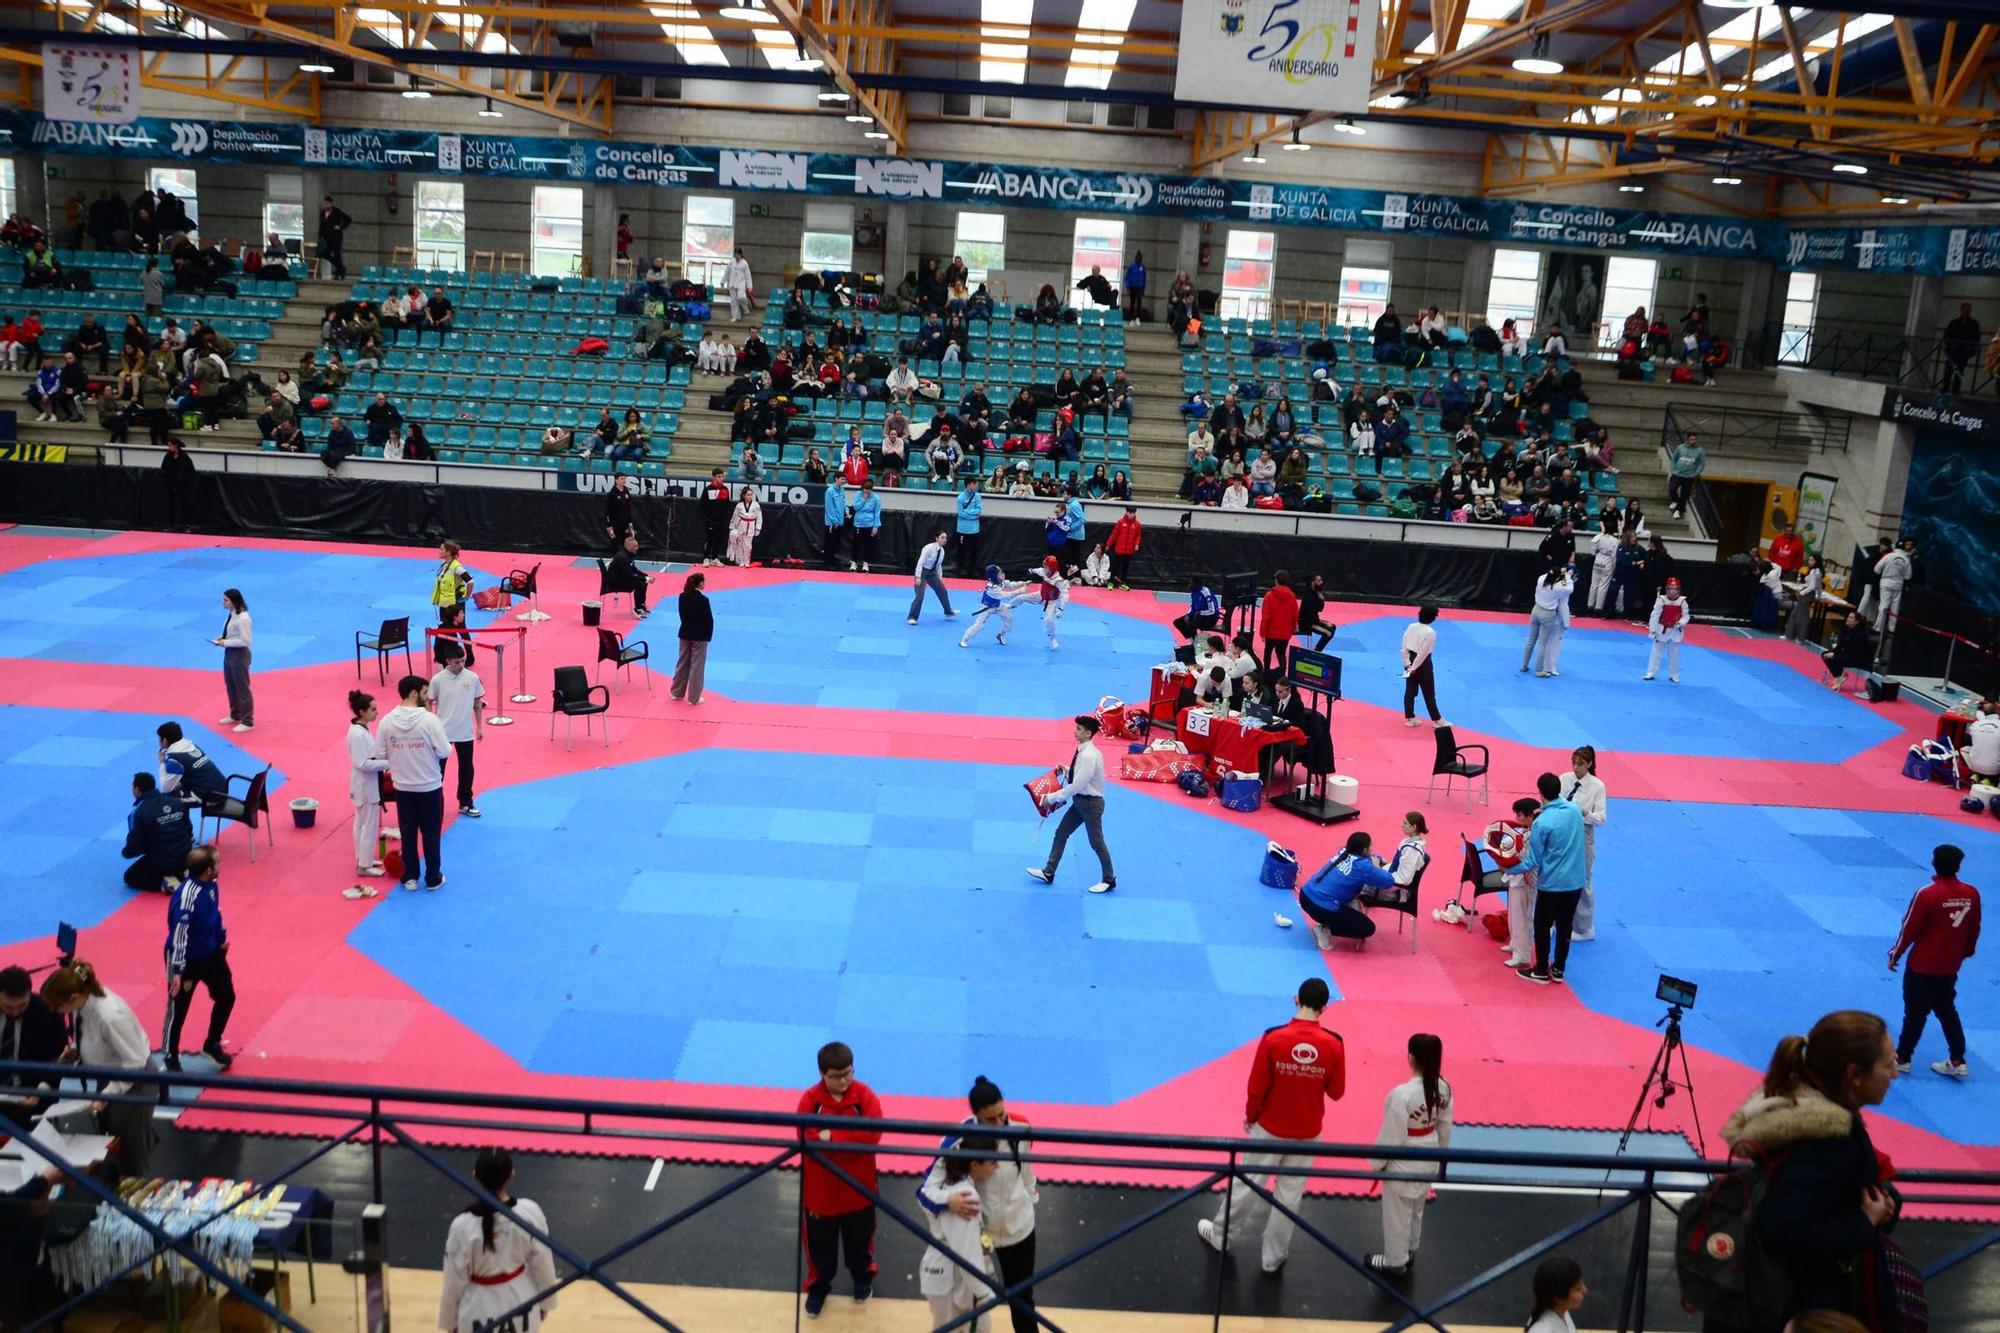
[
  {"xmin": 1297, "ymin": 831, "xmax": 1396, "ymax": 950},
  {"xmin": 121, "ymin": 771, "xmax": 192, "ymax": 893}
]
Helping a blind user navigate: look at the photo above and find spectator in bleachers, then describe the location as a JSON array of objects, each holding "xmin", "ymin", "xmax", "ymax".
[
  {"xmin": 129, "ymin": 205, "xmax": 158, "ymax": 255},
  {"xmin": 1577, "ymin": 425, "xmax": 1616, "ymax": 472},
  {"xmin": 1107, "ymin": 469, "xmax": 1131, "ymax": 501},
  {"xmin": 1034, "ymin": 283, "xmax": 1062, "ymax": 324},
  {"xmin": 1498, "ymin": 318, "xmax": 1526, "ymax": 358},
  {"xmin": 138, "ymin": 361, "xmax": 173, "ymax": 445},
  {"xmin": 94, "ymin": 385, "xmax": 130, "ymax": 442},
  {"xmin": 404, "ymin": 422, "xmax": 432, "ymax": 461},
  {"xmin": 1665, "ymin": 431, "xmax": 1705, "ymax": 519},
  {"xmin": 1270, "ymin": 398, "xmax": 1299, "ymax": 454},
  {"xmin": 317, "ymin": 416, "xmax": 352, "ymax": 459},
  {"xmin": 886, "ymin": 357, "xmax": 918, "ymax": 403},
  {"xmin": 346, "ymin": 303, "xmax": 383, "ymax": 349},
  {"xmin": 611, "ymin": 409, "xmax": 650, "ymax": 462},
  {"xmin": 380, "ymin": 288, "xmax": 407, "ymax": 327},
  {"xmin": 1102, "ymin": 367, "xmax": 1132, "ymax": 420},
  {"xmin": 323, "ymin": 422, "xmax": 356, "ymax": 471},
  {"xmin": 424, "ymin": 291, "xmax": 455, "ymax": 342},
  {"xmin": 39, "ymin": 351, "xmax": 86, "ymax": 422},
  {"xmin": 1349, "ymin": 409, "xmax": 1376, "ymax": 457},
  {"xmin": 1221, "ymin": 474, "xmax": 1252, "ymax": 510},
  {"xmin": 1247, "ymin": 448, "xmax": 1278, "ymax": 499},
  {"xmin": 316, "ymin": 196, "xmax": 351, "ymax": 278},
  {"xmin": 801, "ymin": 446, "xmax": 829, "ymax": 485},
  {"xmin": 20, "ymin": 239, "xmax": 60, "ymax": 290},
  {"xmin": 1419, "ymin": 307, "xmax": 1448, "ymax": 348},
  {"xmin": 1371, "ymin": 304, "xmax": 1403, "ymax": 359},
  {"xmin": 1241, "ymin": 402, "xmax": 1266, "ymax": 450},
  {"xmin": 353, "ymin": 331, "xmax": 384, "ymax": 373},
  {"xmin": 1378, "ymin": 406, "xmax": 1412, "ymax": 458},
  {"xmin": 0, "ymin": 312, "xmax": 24, "ymax": 370},
  {"xmin": 739, "ymin": 442, "xmax": 767, "ymax": 484},
  {"xmin": 1193, "ymin": 471, "xmax": 1223, "ymax": 506},
  {"xmin": 257, "ymin": 384, "xmax": 295, "ymax": 440},
  {"xmin": 364, "ymin": 392, "xmax": 404, "ymax": 446}
]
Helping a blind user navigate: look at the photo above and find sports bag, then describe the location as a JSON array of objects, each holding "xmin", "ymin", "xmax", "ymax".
[
  {"xmin": 1219, "ymin": 776, "xmax": 1262, "ymax": 813},
  {"xmin": 1675, "ymin": 1149, "xmax": 1792, "ymax": 1330},
  {"xmin": 1121, "ymin": 750, "xmax": 1198, "ymax": 783},
  {"xmin": 1176, "ymin": 769, "xmax": 1211, "ymax": 798},
  {"xmin": 1095, "ymin": 695, "xmax": 1130, "ymax": 739},
  {"xmin": 684, "ymin": 300, "xmax": 711, "ymax": 322},
  {"xmin": 1253, "ymin": 494, "xmax": 1285, "ymax": 511},
  {"xmin": 1259, "ymin": 842, "xmax": 1299, "ymax": 892}
]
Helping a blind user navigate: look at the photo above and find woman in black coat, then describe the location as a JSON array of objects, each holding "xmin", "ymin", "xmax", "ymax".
[{"xmin": 671, "ymin": 571, "xmax": 713, "ymax": 706}]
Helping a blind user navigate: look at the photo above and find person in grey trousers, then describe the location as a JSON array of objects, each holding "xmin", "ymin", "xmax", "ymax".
[
  {"xmin": 211, "ymin": 587, "xmax": 254, "ymax": 732},
  {"xmin": 907, "ymin": 530, "xmax": 957, "ymax": 624},
  {"xmin": 1027, "ymin": 715, "xmax": 1117, "ymax": 894},
  {"xmin": 671, "ymin": 571, "xmax": 713, "ymax": 705}
]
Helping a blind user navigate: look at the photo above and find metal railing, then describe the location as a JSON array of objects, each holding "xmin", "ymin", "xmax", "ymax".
[
  {"xmin": 1749, "ymin": 325, "xmax": 2000, "ymax": 399},
  {"xmin": 1660, "ymin": 401, "xmax": 1851, "ymax": 455},
  {"xmin": 5, "ymin": 1060, "xmax": 2000, "ymax": 1333}
]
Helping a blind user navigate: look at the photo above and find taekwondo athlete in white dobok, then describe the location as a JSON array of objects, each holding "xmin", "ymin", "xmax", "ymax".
[
  {"xmin": 1557, "ymin": 746, "xmax": 1608, "ymax": 940},
  {"xmin": 726, "ymin": 488, "xmax": 763, "ymax": 567},
  {"xmin": 439, "ymin": 1148, "xmax": 558, "ymax": 1333},
  {"xmin": 724, "ymin": 250, "xmax": 754, "ymax": 322},
  {"xmin": 1874, "ymin": 540, "xmax": 1913, "ymax": 633},
  {"xmin": 1586, "ymin": 518, "xmax": 1619, "ymax": 614},
  {"xmin": 918, "ymin": 1075, "xmax": 1040, "ymax": 1333},
  {"xmin": 961, "ymin": 566, "xmax": 1027, "ymax": 648},
  {"xmin": 1644, "ymin": 577, "xmax": 1691, "ymax": 682},
  {"xmin": 1366, "ymin": 1034, "xmax": 1453, "ymax": 1279},
  {"xmin": 1029, "ymin": 555, "xmax": 1070, "ymax": 649},
  {"xmin": 918, "ymin": 1141, "xmax": 1000, "ymax": 1332},
  {"xmin": 347, "ymin": 691, "xmax": 392, "ymax": 880},
  {"xmin": 908, "ymin": 530, "xmax": 958, "ymax": 623}
]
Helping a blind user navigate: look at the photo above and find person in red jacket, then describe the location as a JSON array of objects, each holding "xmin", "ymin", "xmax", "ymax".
[
  {"xmin": 1106, "ymin": 506, "xmax": 1143, "ymax": 590},
  {"xmin": 1768, "ymin": 523, "xmax": 1805, "ymax": 577},
  {"xmin": 1196, "ymin": 977, "xmax": 1345, "ymax": 1273},
  {"xmin": 797, "ymin": 1041, "xmax": 883, "ymax": 1316},
  {"xmin": 1889, "ymin": 843, "xmax": 1981, "ymax": 1078},
  {"xmin": 1259, "ymin": 571, "xmax": 1302, "ymax": 677}
]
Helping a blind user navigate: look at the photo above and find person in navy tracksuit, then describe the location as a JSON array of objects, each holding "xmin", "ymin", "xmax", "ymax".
[
  {"xmin": 162, "ymin": 843, "xmax": 235, "ymax": 1070},
  {"xmin": 122, "ymin": 772, "xmax": 192, "ymax": 893},
  {"xmin": 1174, "ymin": 577, "xmax": 1222, "ymax": 641}
]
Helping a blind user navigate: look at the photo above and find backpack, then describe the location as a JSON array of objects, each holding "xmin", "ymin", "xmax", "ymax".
[
  {"xmin": 1675, "ymin": 1150, "xmax": 1792, "ymax": 1329},
  {"xmin": 1176, "ymin": 769, "xmax": 1210, "ymax": 798}
]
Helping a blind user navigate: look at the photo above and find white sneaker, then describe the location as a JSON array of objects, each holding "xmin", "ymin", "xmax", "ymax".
[
  {"xmin": 958, "ymin": 639, "xmax": 970, "ymax": 648},
  {"xmin": 1404, "ymin": 718, "xmax": 1421, "ymax": 727},
  {"xmin": 360, "ymin": 862, "xmax": 385, "ymax": 876},
  {"xmin": 1932, "ymin": 1060, "xmax": 1970, "ymax": 1078},
  {"xmin": 1025, "ymin": 867, "xmax": 1052, "ymax": 883},
  {"xmin": 1670, "ymin": 675, "xmax": 1680, "ymax": 684},
  {"xmin": 1642, "ymin": 673, "xmax": 1655, "ymax": 681},
  {"xmin": 907, "ymin": 617, "xmax": 918, "ymax": 625},
  {"xmin": 1087, "ymin": 880, "xmax": 1114, "ymax": 894},
  {"xmin": 1196, "ymin": 1219, "xmax": 1223, "ymax": 1252},
  {"xmin": 219, "ymin": 716, "xmax": 237, "ymax": 724},
  {"xmin": 1309, "ymin": 922, "xmax": 1335, "ymax": 950},
  {"xmin": 232, "ymin": 723, "xmax": 254, "ymax": 732},
  {"xmin": 1571, "ymin": 930, "xmax": 1595, "ymax": 941},
  {"xmin": 401, "ymin": 879, "xmax": 419, "ymax": 893},
  {"xmin": 1049, "ymin": 639, "xmax": 1060, "ymax": 649}
]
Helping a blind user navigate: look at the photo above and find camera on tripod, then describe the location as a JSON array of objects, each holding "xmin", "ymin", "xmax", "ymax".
[{"xmin": 1656, "ymin": 974, "xmax": 1697, "ymax": 1010}]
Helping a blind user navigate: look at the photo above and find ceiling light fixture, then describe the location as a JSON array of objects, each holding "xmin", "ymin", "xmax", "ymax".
[
  {"xmin": 401, "ymin": 84, "xmax": 432, "ymax": 99},
  {"xmin": 1281, "ymin": 126, "xmax": 1310, "ymax": 152},
  {"xmin": 298, "ymin": 60, "xmax": 335, "ymax": 74},
  {"xmin": 1701, "ymin": 0, "xmax": 1775, "ymax": 8},
  {"xmin": 844, "ymin": 112, "xmax": 873, "ymax": 124},
  {"xmin": 1512, "ymin": 34, "xmax": 1563, "ymax": 76},
  {"xmin": 477, "ymin": 97, "xmax": 503, "ymax": 118},
  {"xmin": 1331, "ymin": 118, "xmax": 1365, "ymax": 136},
  {"xmin": 1711, "ymin": 174, "xmax": 1742, "ymax": 185},
  {"xmin": 1618, "ymin": 184, "xmax": 1646, "ymax": 193},
  {"xmin": 1879, "ymin": 195, "xmax": 1911, "ymax": 205},
  {"xmin": 863, "ymin": 128, "xmax": 891, "ymax": 139},
  {"xmin": 1241, "ymin": 144, "xmax": 1267, "ymax": 164},
  {"xmin": 1831, "ymin": 163, "xmax": 1867, "ymax": 175},
  {"xmin": 817, "ymin": 87, "xmax": 851, "ymax": 102}
]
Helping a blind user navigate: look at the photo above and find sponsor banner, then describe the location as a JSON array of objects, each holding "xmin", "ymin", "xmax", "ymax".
[
  {"xmin": 1884, "ymin": 387, "xmax": 2000, "ymax": 443},
  {"xmin": 42, "ymin": 44, "xmax": 138, "ymax": 125},
  {"xmin": 0, "ymin": 441, "xmax": 68, "ymax": 462},
  {"xmin": 1780, "ymin": 225, "xmax": 2000, "ymax": 275},
  {"xmin": 1177, "ymin": 0, "xmax": 1378, "ymax": 114},
  {"xmin": 559, "ymin": 471, "xmax": 826, "ymax": 507},
  {"xmin": 1795, "ymin": 471, "xmax": 1837, "ymax": 558}
]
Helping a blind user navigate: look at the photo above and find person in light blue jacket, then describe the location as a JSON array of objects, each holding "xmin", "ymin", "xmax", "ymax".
[
  {"xmin": 822, "ymin": 484, "xmax": 850, "ymax": 568},
  {"xmin": 851, "ymin": 479, "xmax": 883, "ymax": 572},
  {"xmin": 1511, "ymin": 772, "xmax": 1588, "ymax": 985},
  {"xmin": 955, "ymin": 478, "xmax": 984, "ymax": 577},
  {"xmin": 1061, "ymin": 490, "xmax": 1087, "ymax": 571}
]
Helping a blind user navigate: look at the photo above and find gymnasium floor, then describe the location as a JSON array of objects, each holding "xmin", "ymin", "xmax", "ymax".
[{"xmin": 2, "ymin": 526, "xmax": 1996, "ymax": 1187}]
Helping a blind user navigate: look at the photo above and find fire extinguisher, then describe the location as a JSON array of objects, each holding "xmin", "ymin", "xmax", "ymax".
[
  {"xmin": 1198, "ymin": 241, "xmax": 1212, "ymax": 269},
  {"xmin": 385, "ymin": 170, "xmax": 399, "ymax": 215}
]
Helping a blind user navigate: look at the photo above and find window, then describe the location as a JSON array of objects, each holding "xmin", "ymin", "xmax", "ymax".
[
  {"xmin": 1485, "ymin": 247, "xmax": 1542, "ymax": 335},
  {"xmin": 1337, "ymin": 239, "xmax": 1393, "ymax": 326},
  {"xmin": 1780, "ymin": 271, "xmax": 1818, "ymax": 362},
  {"xmin": 1220, "ymin": 230, "xmax": 1276, "ymax": 321},
  {"xmin": 955, "ymin": 212, "xmax": 1006, "ymax": 283},
  {"xmin": 264, "ymin": 173, "xmax": 304, "ymax": 251},
  {"xmin": 0, "ymin": 159, "xmax": 14, "ymax": 221},
  {"xmin": 148, "ymin": 166, "xmax": 199, "ymax": 229},
  {"xmin": 531, "ymin": 186, "xmax": 584, "ymax": 276},
  {"xmin": 800, "ymin": 203, "xmax": 854, "ymax": 273},
  {"xmin": 414, "ymin": 180, "xmax": 466, "ymax": 270},
  {"xmin": 682, "ymin": 195, "xmax": 734, "ymax": 286},
  {"xmin": 1069, "ymin": 217, "xmax": 1124, "ymax": 291},
  {"xmin": 1597, "ymin": 256, "xmax": 1659, "ymax": 348}
]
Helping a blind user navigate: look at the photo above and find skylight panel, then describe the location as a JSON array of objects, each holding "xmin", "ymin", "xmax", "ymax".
[{"xmin": 1064, "ymin": 0, "xmax": 1136, "ymax": 90}]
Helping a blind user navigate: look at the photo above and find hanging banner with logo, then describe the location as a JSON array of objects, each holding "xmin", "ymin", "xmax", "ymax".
[
  {"xmin": 1779, "ymin": 224, "xmax": 2000, "ymax": 275},
  {"xmin": 1175, "ymin": 0, "xmax": 1380, "ymax": 114},
  {"xmin": 1795, "ymin": 471, "xmax": 1838, "ymax": 557},
  {"xmin": 41, "ymin": 44, "xmax": 138, "ymax": 125},
  {"xmin": 1884, "ymin": 387, "xmax": 2000, "ymax": 443}
]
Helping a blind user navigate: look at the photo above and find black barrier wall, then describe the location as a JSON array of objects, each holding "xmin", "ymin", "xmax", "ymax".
[{"xmin": 2, "ymin": 462, "xmax": 1757, "ymax": 620}]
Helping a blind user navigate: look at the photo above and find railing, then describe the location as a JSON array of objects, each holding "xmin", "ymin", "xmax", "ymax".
[
  {"xmin": 1659, "ymin": 401, "xmax": 1851, "ymax": 455},
  {"xmin": 1748, "ymin": 325, "xmax": 2000, "ymax": 398},
  {"xmin": 5, "ymin": 1059, "xmax": 1999, "ymax": 1333}
]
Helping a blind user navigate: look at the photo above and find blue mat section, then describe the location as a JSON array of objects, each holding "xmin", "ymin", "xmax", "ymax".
[
  {"xmin": 699, "ymin": 581, "xmax": 1172, "ymax": 717},
  {"xmin": 0, "ymin": 706, "xmax": 281, "ymax": 947},
  {"xmin": 1578, "ymin": 800, "xmax": 2000, "ymax": 1146},
  {"xmin": 1326, "ymin": 615, "xmax": 1900, "ymax": 762},
  {"xmin": 0, "ymin": 548, "xmax": 502, "ymax": 671},
  {"xmin": 1447, "ymin": 1126, "xmax": 1703, "ymax": 1188},
  {"xmin": 347, "ymin": 749, "xmax": 1327, "ymax": 1101}
]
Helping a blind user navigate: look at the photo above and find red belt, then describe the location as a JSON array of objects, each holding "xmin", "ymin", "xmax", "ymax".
[
  {"xmin": 1408, "ymin": 1125, "xmax": 1436, "ymax": 1138},
  {"xmin": 469, "ymin": 1266, "xmax": 525, "ymax": 1286}
]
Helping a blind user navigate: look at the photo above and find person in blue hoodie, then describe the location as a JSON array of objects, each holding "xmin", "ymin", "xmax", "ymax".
[
  {"xmin": 1511, "ymin": 772, "xmax": 1589, "ymax": 985},
  {"xmin": 156, "ymin": 721, "xmax": 227, "ymax": 806},
  {"xmin": 822, "ymin": 483, "xmax": 850, "ymax": 568},
  {"xmin": 163, "ymin": 843, "xmax": 234, "ymax": 1070},
  {"xmin": 1298, "ymin": 831, "xmax": 1397, "ymax": 949},
  {"xmin": 954, "ymin": 477, "xmax": 984, "ymax": 577},
  {"xmin": 1173, "ymin": 576, "xmax": 1222, "ymax": 641},
  {"xmin": 1061, "ymin": 488, "xmax": 1088, "ymax": 571},
  {"xmin": 122, "ymin": 772, "xmax": 193, "ymax": 892},
  {"xmin": 851, "ymin": 479, "xmax": 883, "ymax": 572}
]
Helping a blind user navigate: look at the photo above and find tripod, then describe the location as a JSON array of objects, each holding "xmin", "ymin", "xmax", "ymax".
[{"xmin": 1615, "ymin": 1001, "xmax": 1706, "ymax": 1159}]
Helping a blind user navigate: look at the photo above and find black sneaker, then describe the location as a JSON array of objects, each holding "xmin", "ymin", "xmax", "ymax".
[
  {"xmin": 1516, "ymin": 966, "xmax": 1550, "ymax": 985},
  {"xmin": 202, "ymin": 1042, "xmax": 235, "ymax": 1069},
  {"xmin": 852, "ymin": 1281, "xmax": 873, "ymax": 1304},
  {"xmin": 1549, "ymin": 967, "xmax": 1566, "ymax": 984},
  {"xmin": 803, "ymin": 1291, "xmax": 826, "ymax": 1319}
]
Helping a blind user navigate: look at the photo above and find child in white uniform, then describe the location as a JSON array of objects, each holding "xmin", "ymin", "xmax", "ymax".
[
  {"xmin": 1557, "ymin": 745, "xmax": 1607, "ymax": 940},
  {"xmin": 439, "ymin": 1148, "xmax": 558, "ymax": 1333},
  {"xmin": 1366, "ymin": 1034, "xmax": 1452, "ymax": 1278},
  {"xmin": 1029, "ymin": 556, "xmax": 1069, "ymax": 649},
  {"xmin": 920, "ymin": 1140, "xmax": 999, "ymax": 1332},
  {"xmin": 1524, "ymin": 1255, "xmax": 1588, "ymax": 1333},
  {"xmin": 347, "ymin": 690, "xmax": 392, "ymax": 879},
  {"xmin": 726, "ymin": 489, "xmax": 763, "ymax": 567},
  {"xmin": 960, "ymin": 565, "xmax": 1026, "ymax": 648},
  {"xmin": 1644, "ymin": 577, "xmax": 1691, "ymax": 682}
]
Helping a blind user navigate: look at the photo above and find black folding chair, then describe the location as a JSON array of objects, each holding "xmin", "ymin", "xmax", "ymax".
[{"xmin": 355, "ymin": 616, "xmax": 413, "ymax": 683}]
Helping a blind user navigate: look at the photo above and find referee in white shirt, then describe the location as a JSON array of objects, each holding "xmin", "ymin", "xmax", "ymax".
[
  {"xmin": 1028, "ymin": 715, "xmax": 1116, "ymax": 894},
  {"xmin": 907, "ymin": 529, "xmax": 957, "ymax": 623}
]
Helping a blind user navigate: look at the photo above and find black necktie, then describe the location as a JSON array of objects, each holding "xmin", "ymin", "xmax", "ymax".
[
  {"xmin": 2, "ymin": 1014, "xmax": 16, "ymax": 1064},
  {"xmin": 1070, "ymin": 748, "xmax": 1081, "ymax": 785}
]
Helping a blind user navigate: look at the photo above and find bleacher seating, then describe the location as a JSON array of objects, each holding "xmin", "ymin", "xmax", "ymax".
[
  {"xmin": 2, "ymin": 248, "xmax": 290, "ymax": 357},
  {"xmin": 744, "ymin": 288, "xmax": 1133, "ymax": 488},
  {"xmin": 1181, "ymin": 316, "xmax": 1622, "ymax": 520},
  {"xmin": 288, "ymin": 266, "xmax": 702, "ymax": 468}
]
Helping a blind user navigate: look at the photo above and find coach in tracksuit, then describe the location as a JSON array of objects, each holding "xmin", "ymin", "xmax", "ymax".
[
  {"xmin": 122, "ymin": 772, "xmax": 193, "ymax": 892},
  {"xmin": 156, "ymin": 721, "xmax": 227, "ymax": 806},
  {"xmin": 1196, "ymin": 977, "xmax": 1345, "ymax": 1273},
  {"xmin": 955, "ymin": 478, "xmax": 984, "ymax": 577},
  {"xmin": 1889, "ymin": 843, "xmax": 1982, "ymax": 1078},
  {"xmin": 918, "ymin": 1075, "xmax": 1039, "ymax": 1332},
  {"xmin": 1512, "ymin": 772, "xmax": 1588, "ymax": 985},
  {"xmin": 163, "ymin": 844, "xmax": 234, "ymax": 1070}
]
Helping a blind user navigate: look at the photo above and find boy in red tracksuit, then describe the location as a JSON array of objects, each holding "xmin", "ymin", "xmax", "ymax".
[
  {"xmin": 1196, "ymin": 978, "xmax": 1345, "ymax": 1273},
  {"xmin": 1259, "ymin": 571, "xmax": 1301, "ymax": 677},
  {"xmin": 1106, "ymin": 506, "xmax": 1143, "ymax": 589},
  {"xmin": 1889, "ymin": 843, "xmax": 1981, "ymax": 1078},
  {"xmin": 798, "ymin": 1041, "xmax": 883, "ymax": 1316}
]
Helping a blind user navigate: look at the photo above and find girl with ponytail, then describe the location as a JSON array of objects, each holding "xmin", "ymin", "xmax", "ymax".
[
  {"xmin": 1525, "ymin": 1255, "xmax": 1587, "ymax": 1331},
  {"xmin": 1705, "ymin": 1012, "xmax": 1904, "ymax": 1332},
  {"xmin": 39, "ymin": 960, "xmax": 154, "ymax": 1176},
  {"xmin": 439, "ymin": 1147, "xmax": 559, "ymax": 1333},
  {"xmin": 346, "ymin": 689, "xmax": 391, "ymax": 888},
  {"xmin": 1367, "ymin": 1033, "xmax": 1453, "ymax": 1279},
  {"xmin": 919, "ymin": 1075, "xmax": 1040, "ymax": 1332}
]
